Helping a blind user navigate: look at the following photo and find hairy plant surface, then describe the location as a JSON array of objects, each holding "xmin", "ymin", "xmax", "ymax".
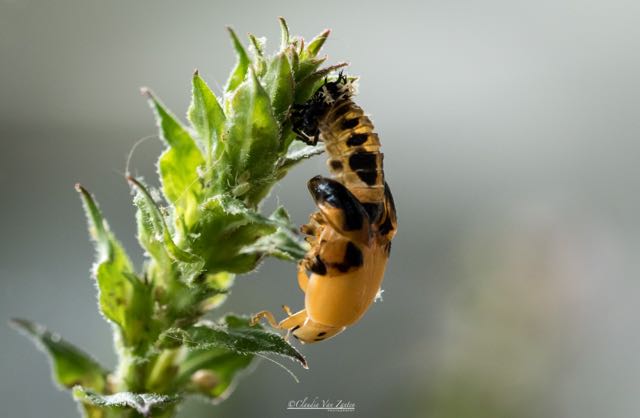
[{"xmin": 12, "ymin": 19, "xmax": 344, "ymax": 417}]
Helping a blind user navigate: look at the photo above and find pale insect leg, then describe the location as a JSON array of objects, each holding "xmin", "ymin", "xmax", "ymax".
[{"xmin": 297, "ymin": 264, "xmax": 309, "ymax": 293}]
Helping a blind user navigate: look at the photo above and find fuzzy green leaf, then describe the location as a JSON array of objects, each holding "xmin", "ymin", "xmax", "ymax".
[
  {"xmin": 241, "ymin": 206, "xmax": 308, "ymax": 261},
  {"xmin": 130, "ymin": 179, "xmax": 170, "ymax": 265},
  {"xmin": 156, "ymin": 273, "xmax": 231, "ymax": 325},
  {"xmin": 221, "ymin": 70, "xmax": 280, "ymax": 206},
  {"xmin": 225, "ymin": 27, "xmax": 250, "ymax": 92},
  {"xmin": 74, "ymin": 387, "xmax": 179, "ymax": 417},
  {"xmin": 198, "ymin": 272, "xmax": 236, "ymax": 312},
  {"xmin": 190, "ymin": 195, "xmax": 276, "ymax": 274},
  {"xmin": 278, "ymin": 17, "xmax": 290, "ymax": 49},
  {"xmin": 129, "ymin": 177, "xmax": 204, "ymax": 290},
  {"xmin": 249, "ymin": 34, "xmax": 265, "ymax": 58},
  {"xmin": 176, "ymin": 317, "xmax": 259, "ymax": 400},
  {"xmin": 287, "ymin": 41, "xmax": 300, "ymax": 74},
  {"xmin": 276, "ymin": 142, "xmax": 325, "ymax": 174},
  {"xmin": 77, "ymin": 185, "xmax": 152, "ymax": 349},
  {"xmin": 10, "ymin": 319, "xmax": 107, "ymax": 391},
  {"xmin": 188, "ymin": 71, "xmax": 225, "ymax": 165},
  {"xmin": 182, "ymin": 315, "xmax": 307, "ymax": 368},
  {"xmin": 128, "ymin": 177, "xmax": 202, "ymax": 265},
  {"xmin": 295, "ymin": 56, "xmax": 327, "ymax": 85},
  {"xmin": 263, "ymin": 51, "xmax": 294, "ymax": 121},
  {"xmin": 303, "ymin": 29, "xmax": 330, "ymax": 59},
  {"xmin": 144, "ymin": 90, "xmax": 205, "ymax": 229}
]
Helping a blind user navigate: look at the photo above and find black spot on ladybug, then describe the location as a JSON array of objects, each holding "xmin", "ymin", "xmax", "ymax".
[
  {"xmin": 317, "ymin": 331, "xmax": 327, "ymax": 337},
  {"xmin": 356, "ymin": 170, "xmax": 378, "ymax": 186},
  {"xmin": 332, "ymin": 241, "xmax": 364, "ymax": 273},
  {"xmin": 342, "ymin": 117, "xmax": 359, "ymax": 129},
  {"xmin": 377, "ymin": 182, "xmax": 397, "ymax": 237},
  {"xmin": 378, "ymin": 214, "xmax": 394, "ymax": 236},
  {"xmin": 308, "ymin": 176, "xmax": 365, "ymax": 231},
  {"xmin": 329, "ymin": 160, "xmax": 343, "ymax": 171},
  {"xmin": 309, "ymin": 255, "xmax": 327, "ymax": 276},
  {"xmin": 291, "ymin": 325, "xmax": 301, "ymax": 332},
  {"xmin": 349, "ymin": 151, "xmax": 377, "ymax": 172},
  {"xmin": 344, "ymin": 242, "xmax": 363, "ymax": 268},
  {"xmin": 347, "ymin": 133, "xmax": 368, "ymax": 147},
  {"xmin": 362, "ymin": 202, "xmax": 383, "ymax": 223},
  {"xmin": 384, "ymin": 182, "xmax": 396, "ymax": 214}
]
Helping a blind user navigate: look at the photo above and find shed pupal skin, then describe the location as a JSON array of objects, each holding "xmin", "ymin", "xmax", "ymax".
[{"xmin": 252, "ymin": 75, "xmax": 397, "ymax": 344}]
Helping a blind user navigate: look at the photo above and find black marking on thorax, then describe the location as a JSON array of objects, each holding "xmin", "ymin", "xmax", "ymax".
[
  {"xmin": 349, "ymin": 151, "xmax": 378, "ymax": 171},
  {"xmin": 347, "ymin": 133, "xmax": 369, "ymax": 147},
  {"xmin": 309, "ymin": 176, "xmax": 365, "ymax": 232},
  {"xmin": 309, "ymin": 255, "xmax": 327, "ymax": 275},
  {"xmin": 330, "ymin": 241, "xmax": 364, "ymax": 273},
  {"xmin": 341, "ymin": 118, "xmax": 360, "ymax": 129},
  {"xmin": 362, "ymin": 202, "xmax": 384, "ymax": 224}
]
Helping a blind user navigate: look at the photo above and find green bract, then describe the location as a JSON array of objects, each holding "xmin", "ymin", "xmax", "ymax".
[{"xmin": 13, "ymin": 18, "xmax": 343, "ymax": 418}]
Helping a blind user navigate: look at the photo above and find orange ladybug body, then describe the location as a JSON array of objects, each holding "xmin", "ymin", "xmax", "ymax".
[{"xmin": 253, "ymin": 74, "xmax": 397, "ymax": 343}]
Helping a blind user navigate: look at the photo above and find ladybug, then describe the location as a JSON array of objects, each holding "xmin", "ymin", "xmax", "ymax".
[{"xmin": 252, "ymin": 74, "xmax": 397, "ymax": 343}]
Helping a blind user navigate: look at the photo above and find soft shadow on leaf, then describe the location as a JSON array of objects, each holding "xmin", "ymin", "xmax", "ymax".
[{"xmin": 177, "ymin": 349, "xmax": 254, "ymax": 402}]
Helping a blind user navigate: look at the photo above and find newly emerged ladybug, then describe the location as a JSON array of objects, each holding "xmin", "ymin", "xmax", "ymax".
[{"xmin": 252, "ymin": 74, "xmax": 397, "ymax": 343}]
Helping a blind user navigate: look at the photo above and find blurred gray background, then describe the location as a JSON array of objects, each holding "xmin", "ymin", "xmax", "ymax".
[{"xmin": 2, "ymin": 0, "xmax": 640, "ymax": 417}]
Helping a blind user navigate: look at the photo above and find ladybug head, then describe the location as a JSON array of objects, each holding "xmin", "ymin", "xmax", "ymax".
[{"xmin": 290, "ymin": 319, "xmax": 345, "ymax": 344}]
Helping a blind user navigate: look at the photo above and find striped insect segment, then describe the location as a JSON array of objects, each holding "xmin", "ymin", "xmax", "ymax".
[{"xmin": 252, "ymin": 74, "xmax": 397, "ymax": 343}]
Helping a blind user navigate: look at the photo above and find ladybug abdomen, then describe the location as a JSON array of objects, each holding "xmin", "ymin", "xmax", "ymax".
[
  {"xmin": 305, "ymin": 242, "xmax": 389, "ymax": 327},
  {"xmin": 320, "ymin": 100, "xmax": 385, "ymax": 206}
]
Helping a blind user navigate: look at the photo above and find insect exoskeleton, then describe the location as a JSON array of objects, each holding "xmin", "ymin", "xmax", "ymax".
[{"xmin": 252, "ymin": 73, "xmax": 397, "ymax": 344}]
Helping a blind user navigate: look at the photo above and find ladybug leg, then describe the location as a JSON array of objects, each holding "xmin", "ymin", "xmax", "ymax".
[
  {"xmin": 301, "ymin": 212, "xmax": 325, "ymax": 241},
  {"xmin": 292, "ymin": 126, "xmax": 317, "ymax": 145},
  {"xmin": 296, "ymin": 264, "xmax": 309, "ymax": 293},
  {"xmin": 250, "ymin": 310, "xmax": 279, "ymax": 328},
  {"xmin": 251, "ymin": 308, "xmax": 308, "ymax": 333}
]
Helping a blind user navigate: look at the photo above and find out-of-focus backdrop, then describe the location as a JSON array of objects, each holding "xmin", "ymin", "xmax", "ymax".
[{"xmin": 2, "ymin": 0, "xmax": 640, "ymax": 417}]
